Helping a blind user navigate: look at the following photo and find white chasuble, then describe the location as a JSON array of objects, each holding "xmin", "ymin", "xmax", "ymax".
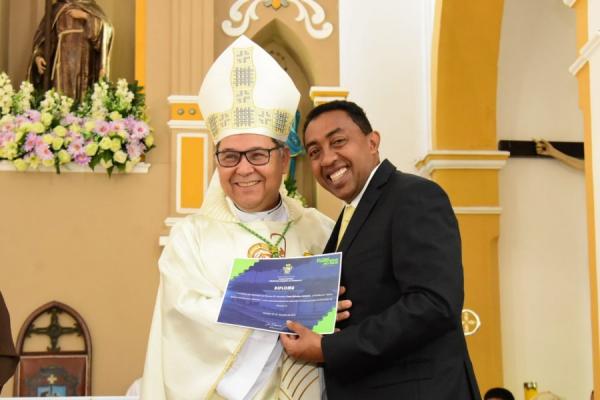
[{"xmin": 141, "ymin": 179, "xmax": 333, "ymax": 400}]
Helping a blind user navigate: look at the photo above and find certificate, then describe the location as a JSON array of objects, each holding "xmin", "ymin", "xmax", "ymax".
[{"xmin": 217, "ymin": 253, "xmax": 342, "ymax": 334}]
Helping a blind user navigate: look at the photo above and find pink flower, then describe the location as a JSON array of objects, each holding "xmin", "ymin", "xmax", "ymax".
[
  {"xmin": 130, "ymin": 121, "xmax": 149, "ymax": 140},
  {"xmin": 1, "ymin": 121, "xmax": 15, "ymax": 132},
  {"xmin": 126, "ymin": 141, "xmax": 146, "ymax": 159},
  {"xmin": 66, "ymin": 135, "xmax": 88, "ymax": 160},
  {"xmin": 74, "ymin": 153, "xmax": 91, "ymax": 165},
  {"xmin": 24, "ymin": 133, "xmax": 42, "ymax": 152},
  {"xmin": 27, "ymin": 110, "xmax": 41, "ymax": 122},
  {"xmin": 0, "ymin": 131, "xmax": 15, "ymax": 146},
  {"xmin": 66, "ymin": 130, "xmax": 78, "ymax": 140},
  {"xmin": 123, "ymin": 116, "xmax": 136, "ymax": 131},
  {"xmin": 94, "ymin": 120, "xmax": 111, "ymax": 137},
  {"xmin": 61, "ymin": 113, "xmax": 81, "ymax": 126},
  {"xmin": 67, "ymin": 140, "xmax": 83, "ymax": 156},
  {"xmin": 35, "ymin": 142, "xmax": 53, "ymax": 160},
  {"xmin": 14, "ymin": 115, "xmax": 27, "ymax": 126},
  {"xmin": 111, "ymin": 121, "xmax": 125, "ymax": 132}
]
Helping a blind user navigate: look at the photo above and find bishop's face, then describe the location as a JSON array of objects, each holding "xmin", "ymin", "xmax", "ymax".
[{"xmin": 216, "ymin": 134, "xmax": 290, "ymax": 212}]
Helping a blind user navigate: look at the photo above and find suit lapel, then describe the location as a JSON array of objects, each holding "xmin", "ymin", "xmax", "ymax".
[
  {"xmin": 337, "ymin": 159, "xmax": 395, "ymax": 253},
  {"xmin": 324, "ymin": 209, "xmax": 344, "ymax": 253}
]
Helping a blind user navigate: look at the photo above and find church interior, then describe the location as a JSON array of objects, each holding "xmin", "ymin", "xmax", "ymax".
[{"xmin": 0, "ymin": 0, "xmax": 599, "ymax": 399}]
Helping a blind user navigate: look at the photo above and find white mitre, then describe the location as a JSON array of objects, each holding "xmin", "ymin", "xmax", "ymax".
[{"xmin": 198, "ymin": 35, "xmax": 300, "ymax": 143}]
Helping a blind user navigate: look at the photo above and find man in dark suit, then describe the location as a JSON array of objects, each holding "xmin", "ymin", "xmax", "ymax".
[{"xmin": 280, "ymin": 100, "xmax": 480, "ymax": 399}]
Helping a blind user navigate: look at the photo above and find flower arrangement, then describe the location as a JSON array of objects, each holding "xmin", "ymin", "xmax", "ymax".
[{"xmin": 0, "ymin": 72, "xmax": 154, "ymax": 175}]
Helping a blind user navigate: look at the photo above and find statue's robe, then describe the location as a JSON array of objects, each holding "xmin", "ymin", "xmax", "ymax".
[{"xmin": 27, "ymin": 0, "xmax": 113, "ymax": 101}]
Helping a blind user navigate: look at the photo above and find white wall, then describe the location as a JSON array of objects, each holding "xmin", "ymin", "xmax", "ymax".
[
  {"xmin": 497, "ymin": 1, "xmax": 592, "ymax": 399},
  {"xmin": 338, "ymin": 0, "xmax": 434, "ymax": 173},
  {"xmin": 587, "ymin": 0, "xmax": 600, "ymax": 384}
]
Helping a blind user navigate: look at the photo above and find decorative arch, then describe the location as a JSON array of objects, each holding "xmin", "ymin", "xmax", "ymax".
[
  {"xmin": 252, "ymin": 20, "xmax": 317, "ymax": 204},
  {"xmin": 14, "ymin": 301, "xmax": 92, "ymax": 396},
  {"xmin": 252, "ymin": 18, "xmax": 314, "ymax": 84},
  {"xmin": 214, "ymin": 0, "xmax": 340, "ymax": 87}
]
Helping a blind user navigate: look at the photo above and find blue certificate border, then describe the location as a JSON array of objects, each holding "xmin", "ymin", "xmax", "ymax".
[{"xmin": 217, "ymin": 252, "xmax": 342, "ymax": 334}]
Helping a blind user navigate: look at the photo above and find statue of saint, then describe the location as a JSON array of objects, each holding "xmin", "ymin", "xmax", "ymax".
[{"xmin": 27, "ymin": 0, "xmax": 114, "ymax": 102}]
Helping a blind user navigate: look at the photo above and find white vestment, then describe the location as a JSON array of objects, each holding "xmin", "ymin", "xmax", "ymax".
[{"xmin": 141, "ymin": 179, "xmax": 334, "ymax": 400}]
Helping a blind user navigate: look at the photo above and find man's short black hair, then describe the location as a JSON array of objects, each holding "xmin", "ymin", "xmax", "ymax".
[
  {"xmin": 303, "ymin": 100, "xmax": 373, "ymax": 136},
  {"xmin": 484, "ymin": 387, "xmax": 515, "ymax": 400}
]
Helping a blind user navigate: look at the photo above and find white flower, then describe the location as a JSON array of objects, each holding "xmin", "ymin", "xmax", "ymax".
[
  {"xmin": 0, "ymin": 72, "xmax": 9, "ymax": 85},
  {"xmin": 90, "ymin": 80, "xmax": 109, "ymax": 120},
  {"xmin": 115, "ymin": 79, "xmax": 134, "ymax": 111},
  {"xmin": 0, "ymin": 73, "xmax": 14, "ymax": 115},
  {"xmin": 40, "ymin": 90, "xmax": 57, "ymax": 113},
  {"xmin": 59, "ymin": 95, "xmax": 73, "ymax": 118},
  {"xmin": 20, "ymin": 81, "xmax": 33, "ymax": 95},
  {"xmin": 13, "ymin": 81, "xmax": 34, "ymax": 114},
  {"xmin": 39, "ymin": 89, "xmax": 74, "ymax": 119}
]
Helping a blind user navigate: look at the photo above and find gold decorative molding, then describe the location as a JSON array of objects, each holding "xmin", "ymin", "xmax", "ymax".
[
  {"xmin": 309, "ymin": 86, "xmax": 348, "ymax": 106},
  {"xmin": 462, "ymin": 308, "xmax": 481, "ymax": 336},
  {"xmin": 168, "ymin": 95, "xmax": 203, "ymax": 122},
  {"xmin": 222, "ymin": 0, "xmax": 333, "ymax": 39},
  {"xmin": 569, "ymin": 30, "xmax": 600, "ymax": 76},
  {"xmin": 416, "ymin": 150, "xmax": 510, "ymax": 176},
  {"xmin": 453, "ymin": 206, "xmax": 502, "ymax": 215}
]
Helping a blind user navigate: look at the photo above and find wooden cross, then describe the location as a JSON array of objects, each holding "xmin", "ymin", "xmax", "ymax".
[
  {"xmin": 498, "ymin": 140, "xmax": 584, "ymax": 159},
  {"xmin": 26, "ymin": 306, "xmax": 82, "ymax": 352}
]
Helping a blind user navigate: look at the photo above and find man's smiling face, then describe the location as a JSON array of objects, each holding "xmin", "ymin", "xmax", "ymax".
[
  {"xmin": 216, "ymin": 134, "xmax": 289, "ymax": 212},
  {"xmin": 304, "ymin": 110, "xmax": 380, "ymax": 203}
]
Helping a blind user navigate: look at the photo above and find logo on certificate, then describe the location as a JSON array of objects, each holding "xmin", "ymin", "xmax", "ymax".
[{"xmin": 282, "ymin": 263, "xmax": 293, "ymax": 274}]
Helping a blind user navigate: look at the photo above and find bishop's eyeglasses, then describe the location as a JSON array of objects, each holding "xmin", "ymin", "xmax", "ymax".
[{"xmin": 215, "ymin": 145, "xmax": 282, "ymax": 167}]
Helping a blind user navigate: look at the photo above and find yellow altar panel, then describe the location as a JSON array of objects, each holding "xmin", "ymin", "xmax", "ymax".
[{"xmin": 177, "ymin": 134, "xmax": 208, "ymax": 213}]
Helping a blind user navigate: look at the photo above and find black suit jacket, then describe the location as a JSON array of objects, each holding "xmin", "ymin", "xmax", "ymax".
[{"xmin": 321, "ymin": 159, "xmax": 480, "ymax": 399}]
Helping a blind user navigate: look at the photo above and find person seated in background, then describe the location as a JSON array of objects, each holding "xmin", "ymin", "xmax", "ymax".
[
  {"xmin": 0, "ymin": 292, "xmax": 19, "ymax": 393},
  {"xmin": 484, "ymin": 387, "xmax": 515, "ymax": 400}
]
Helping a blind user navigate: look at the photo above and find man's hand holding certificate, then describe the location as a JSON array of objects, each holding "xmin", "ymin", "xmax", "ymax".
[{"xmin": 217, "ymin": 253, "xmax": 342, "ymax": 334}]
